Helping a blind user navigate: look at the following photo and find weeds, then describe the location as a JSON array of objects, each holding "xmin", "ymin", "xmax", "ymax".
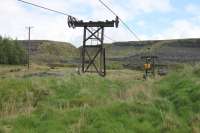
[{"xmin": 0, "ymin": 66, "xmax": 199, "ymax": 133}]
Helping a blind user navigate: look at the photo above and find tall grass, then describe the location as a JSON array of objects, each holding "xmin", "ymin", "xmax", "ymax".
[
  {"xmin": 0, "ymin": 66, "xmax": 199, "ymax": 133},
  {"xmin": 154, "ymin": 65, "xmax": 200, "ymax": 133}
]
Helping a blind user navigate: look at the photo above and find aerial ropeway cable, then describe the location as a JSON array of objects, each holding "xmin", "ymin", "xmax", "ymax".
[
  {"xmin": 98, "ymin": 0, "xmax": 141, "ymax": 41},
  {"xmin": 17, "ymin": 0, "xmax": 116, "ymax": 42},
  {"xmin": 18, "ymin": 0, "xmax": 72, "ymax": 17}
]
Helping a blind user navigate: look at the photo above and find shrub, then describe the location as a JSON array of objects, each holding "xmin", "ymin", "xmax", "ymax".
[{"xmin": 0, "ymin": 36, "xmax": 26, "ymax": 65}]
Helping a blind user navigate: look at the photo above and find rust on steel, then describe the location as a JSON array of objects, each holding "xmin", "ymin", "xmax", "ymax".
[{"xmin": 68, "ymin": 16, "xmax": 119, "ymax": 76}]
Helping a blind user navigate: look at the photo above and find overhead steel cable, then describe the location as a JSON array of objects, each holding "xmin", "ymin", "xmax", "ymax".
[
  {"xmin": 18, "ymin": 0, "xmax": 115, "ymax": 42},
  {"xmin": 18, "ymin": 0, "xmax": 71, "ymax": 17},
  {"xmin": 98, "ymin": 0, "xmax": 141, "ymax": 41}
]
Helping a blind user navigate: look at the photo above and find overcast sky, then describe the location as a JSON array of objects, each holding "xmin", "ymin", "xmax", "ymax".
[{"xmin": 0, "ymin": 0, "xmax": 200, "ymax": 46}]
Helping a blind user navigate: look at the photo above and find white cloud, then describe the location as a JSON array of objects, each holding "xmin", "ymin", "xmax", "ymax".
[
  {"xmin": 153, "ymin": 19, "xmax": 200, "ymax": 40},
  {"xmin": 137, "ymin": 20, "xmax": 145, "ymax": 27},
  {"xmin": 185, "ymin": 4, "xmax": 200, "ymax": 15},
  {"xmin": 93, "ymin": 0, "xmax": 173, "ymax": 20},
  {"xmin": 0, "ymin": 0, "xmax": 175, "ymax": 47},
  {"xmin": 130, "ymin": 0, "xmax": 173, "ymax": 13}
]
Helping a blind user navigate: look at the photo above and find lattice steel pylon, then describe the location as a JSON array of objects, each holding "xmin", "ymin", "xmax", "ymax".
[{"xmin": 68, "ymin": 16, "xmax": 119, "ymax": 76}]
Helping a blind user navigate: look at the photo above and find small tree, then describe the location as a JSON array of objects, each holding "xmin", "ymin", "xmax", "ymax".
[{"xmin": 0, "ymin": 36, "xmax": 26, "ymax": 65}]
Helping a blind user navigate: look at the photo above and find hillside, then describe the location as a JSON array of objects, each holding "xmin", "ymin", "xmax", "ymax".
[
  {"xmin": 17, "ymin": 38, "xmax": 200, "ymax": 70},
  {"xmin": 19, "ymin": 40, "xmax": 79, "ymax": 64},
  {"xmin": 105, "ymin": 38, "xmax": 200, "ymax": 69},
  {"xmin": 0, "ymin": 65, "xmax": 199, "ymax": 133}
]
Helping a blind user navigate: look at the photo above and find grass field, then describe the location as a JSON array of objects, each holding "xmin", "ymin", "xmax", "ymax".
[{"xmin": 0, "ymin": 65, "xmax": 199, "ymax": 133}]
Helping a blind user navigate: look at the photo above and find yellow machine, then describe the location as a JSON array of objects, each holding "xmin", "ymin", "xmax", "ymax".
[
  {"xmin": 144, "ymin": 63, "xmax": 151, "ymax": 70},
  {"xmin": 141, "ymin": 56, "xmax": 158, "ymax": 79}
]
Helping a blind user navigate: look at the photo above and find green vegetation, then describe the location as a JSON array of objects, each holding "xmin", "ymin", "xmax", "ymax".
[
  {"xmin": 154, "ymin": 66, "xmax": 200, "ymax": 133},
  {"xmin": 31, "ymin": 41, "xmax": 78, "ymax": 64},
  {"xmin": 105, "ymin": 44, "xmax": 142, "ymax": 58},
  {"xmin": 0, "ymin": 36, "xmax": 26, "ymax": 65},
  {"xmin": 0, "ymin": 65, "xmax": 199, "ymax": 133},
  {"xmin": 107, "ymin": 61, "xmax": 123, "ymax": 70}
]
